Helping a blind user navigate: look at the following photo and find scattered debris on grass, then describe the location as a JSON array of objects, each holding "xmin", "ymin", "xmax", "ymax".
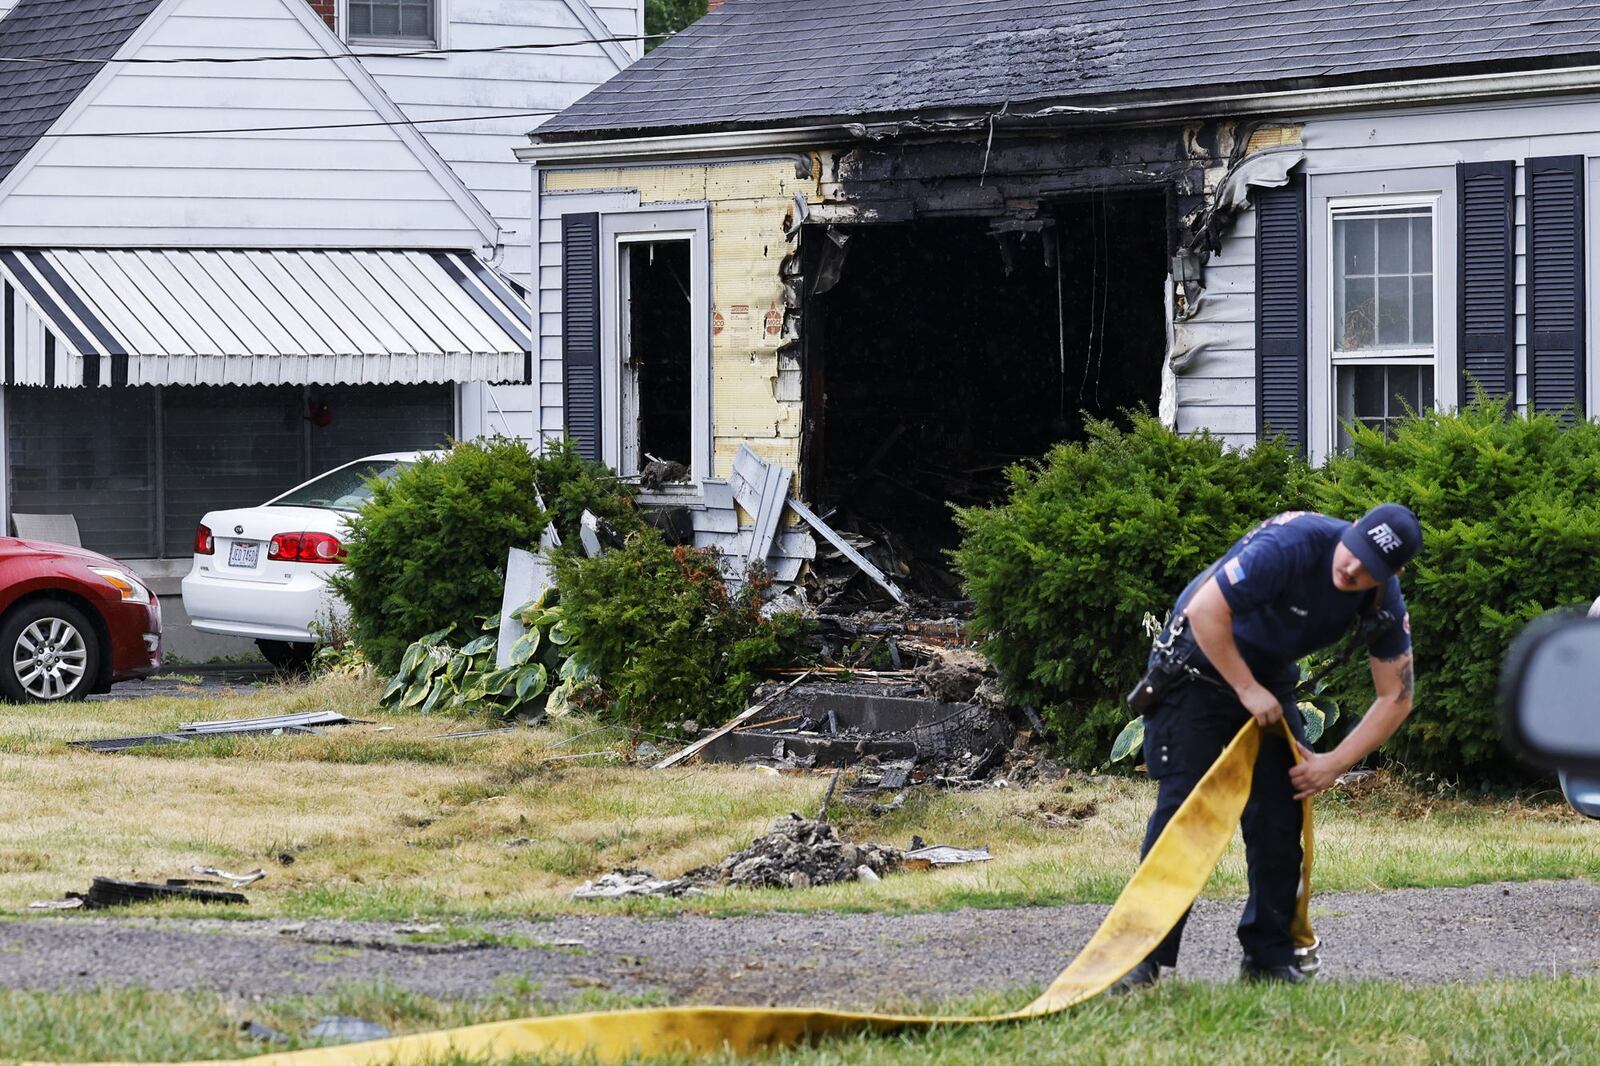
[
  {"xmin": 709, "ymin": 814, "xmax": 902, "ymax": 889},
  {"xmin": 903, "ymin": 845, "xmax": 991, "ymax": 868},
  {"xmin": 569, "ymin": 814, "xmax": 980, "ymax": 900},
  {"xmin": 190, "ymin": 865, "xmax": 266, "ymax": 887},
  {"xmin": 72, "ymin": 711, "xmax": 355, "ymax": 753},
  {"xmin": 239, "ymin": 1021, "xmax": 291, "ymax": 1045},
  {"xmin": 571, "ymin": 870, "xmax": 707, "ymax": 900},
  {"xmin": 54, "ymin": 876, "xmax": 251, "ymax": 908},
  {"xmin": 305, "ymin": 1017, "xmax": 392, "ymax": 1044}
]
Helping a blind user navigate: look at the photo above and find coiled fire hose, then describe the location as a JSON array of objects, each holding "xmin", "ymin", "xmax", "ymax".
[{"xmin": 48, "ymin": 720, "xmax": 1313, "ymax": 1066}]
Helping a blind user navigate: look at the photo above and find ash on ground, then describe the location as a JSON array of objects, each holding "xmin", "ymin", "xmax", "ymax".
[
  {"xmin": 571, "ymin": 815, "xmax": 900, "ymax": 900},
  {"xmin": 705, "ymin": 814, "xmax": 901, "ymax": 889}
]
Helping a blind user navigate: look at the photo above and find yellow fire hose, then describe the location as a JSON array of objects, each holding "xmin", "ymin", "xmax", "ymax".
[{"xmin": 49, "ymin": 720, "xmax": 1313, "ymax": 1066}]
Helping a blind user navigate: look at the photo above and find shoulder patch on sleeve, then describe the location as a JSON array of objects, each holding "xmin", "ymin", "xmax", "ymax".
[{"xmin": 1224, "ymin": 558, "xmax": 1246, "ymax": 584}]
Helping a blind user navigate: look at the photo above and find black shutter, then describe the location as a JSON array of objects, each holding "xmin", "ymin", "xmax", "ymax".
[
  {"xmin": 1458, "ymin": 161, "xmax": 1516, "ymax": 407},
  {"xmin": 1255, "ymin": 172, "xmax": 1307, "ymax": 454},
  {"xmin": 561, "ymin": 212, "xmax": 602, "ymax": 462},
  {"xmin": 1526, "ymin": 155, "xmax": 1586, "ymax": 420}
]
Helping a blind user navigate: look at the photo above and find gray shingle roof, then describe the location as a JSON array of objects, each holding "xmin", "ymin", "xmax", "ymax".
[
  {"xmin": 0, "ymin": 0, "xmax": 164, "ymax": 182},
  {"xmin": 536, "ymin": 0, "xmax": 1600, "ymax": 141}
]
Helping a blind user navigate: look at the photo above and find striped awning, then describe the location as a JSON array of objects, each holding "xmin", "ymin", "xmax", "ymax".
[{"xmin": 0, "ymin": 248, "xmax": 533, "ymax": 388}]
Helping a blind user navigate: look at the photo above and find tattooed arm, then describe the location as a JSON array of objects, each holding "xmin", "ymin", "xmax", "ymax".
[{"xmin": 1289, "ymin": 652, "xmax": 1414, "ymax": 799}]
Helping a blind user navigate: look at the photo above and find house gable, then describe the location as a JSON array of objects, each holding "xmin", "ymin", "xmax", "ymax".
[{"xmin": 0, "ymin": 0, "xmax": 497, "ymax": 249}]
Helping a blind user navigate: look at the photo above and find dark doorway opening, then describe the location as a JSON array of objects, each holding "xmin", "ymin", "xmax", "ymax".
[
  {"xmin": 624, "ymin": 239, "xmax": 693, "ymax": 474},
  {"xmin": 805, "ymin": 190, "xmax": 1170, "ymax": 597}
]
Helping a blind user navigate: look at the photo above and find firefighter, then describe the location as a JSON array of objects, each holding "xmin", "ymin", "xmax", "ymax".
[{"xmin": 1114, "ymin": 504, "xmax": 1420, "ymax": 989}]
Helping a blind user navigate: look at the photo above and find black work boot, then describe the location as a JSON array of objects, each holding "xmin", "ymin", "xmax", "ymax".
[
  {"xmin": 1239, "ymin": 955, "xmax": 1314, "ymax": 984},
  {"xmin": 1107, "ymin": 958, "xmax": 1163, "ymax": 995}
]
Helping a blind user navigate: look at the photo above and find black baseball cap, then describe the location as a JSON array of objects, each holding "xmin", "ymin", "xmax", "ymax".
[{"xmin": 1341, "ymin": 503, "xmax": 1422, "ymax": 583}]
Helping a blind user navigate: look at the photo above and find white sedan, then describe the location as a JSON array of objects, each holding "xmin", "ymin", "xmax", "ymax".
[{"xmin": 181, "ymin": 452, "xmax": 431, "ymax": 669}]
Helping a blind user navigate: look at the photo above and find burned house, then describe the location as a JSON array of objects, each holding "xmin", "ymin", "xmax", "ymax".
[{"xmin": 519, "ymin": 0, "xmax": 1600, "ymax": 593}]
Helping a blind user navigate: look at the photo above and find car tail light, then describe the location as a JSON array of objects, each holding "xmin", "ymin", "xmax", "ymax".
[
  {"xmin": 268, "ymin": 531, "xmax": 345, "ymax": 564},
  {"xmin": 195, "ymin": 524, "xmax": 214, "ymax": 555}
]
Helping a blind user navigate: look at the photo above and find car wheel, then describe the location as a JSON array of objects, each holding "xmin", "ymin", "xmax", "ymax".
[
  {"xmin": 257, "ymin": 639, "xmax": 315, "ymax": 672},
  {"xmin": 0, "ymin": 600, "xmax": 102, "ymax": 702}
]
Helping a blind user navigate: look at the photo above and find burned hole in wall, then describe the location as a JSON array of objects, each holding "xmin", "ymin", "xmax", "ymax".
[
  {"xmin": 624, "ymin": 239, "xmax": 692, "ymax": 475},
  {"xmin": 805, "ymin": 192, "xmax": 1169, "ymax": 598}
]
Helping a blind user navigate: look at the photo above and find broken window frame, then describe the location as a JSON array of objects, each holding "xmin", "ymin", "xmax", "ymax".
[
  {"xmin": 598, "ymin": 207, "xmax": 712, "ymax": 490},
  {"xmin": 1307, "ymin": 174, "xmax": 1457, "ymax": 463}
]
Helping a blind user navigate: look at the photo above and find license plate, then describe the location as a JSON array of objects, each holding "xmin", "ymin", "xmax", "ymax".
[{"xmin": 228, "ymin": 541, "xmax": 259, "ymax": 568}]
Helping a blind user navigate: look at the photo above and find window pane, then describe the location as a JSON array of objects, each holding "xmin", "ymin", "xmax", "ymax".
[
  {"xmin": 1412, "ymin": 274, "xmax": 1434, "ymax": 345},
  {"xmin": 1339, "ymin": 218, "xmax": 1375, "ymax": 276},
  {"xmin": 354, "ymin": 0, "xmax": 432, "ymax": 39},
  {"xmin": 400, "ymin": 3, "xmax": 429, "ymax": 36},
  {"xmin": 370, "ymin": 3, "xmax": 400, "ymax": 35},
  {"xmin": 1378, "ymin": 217, "xmax": 1411, "ymax": 273},
  {"xmin": 1391, "ymin": 366, "xmax": 1422, "ymax": 413},
  {"xmin": 1340, "ymin": 277, "xmax": 1376, "ymax": 349},
  {"xmin": 1411, "ymin": 217, "xmax": 1432, "ymax": 273},
  {"xmin": 1377, "ymin": 275, "xmax": 1410, "ymax": 345},
  {"xmin": 1335, "ymin": 364, "xmax": 1436, "ymax": 449},
  {"xmin": 1354, "ymin": 364, "xmax": 1386, "ymax": 417}
]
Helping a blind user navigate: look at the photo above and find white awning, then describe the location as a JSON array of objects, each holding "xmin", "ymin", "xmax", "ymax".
[{"xmin": 0, "ymin": 248, "xmax": 532, "ymax": 387}]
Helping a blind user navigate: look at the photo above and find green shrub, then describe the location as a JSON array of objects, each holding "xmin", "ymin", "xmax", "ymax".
[
  {"xmin": 951, "ymin": 413, "xmax": 1317, "ymax": 764},
  {"xmin": 1316, "ymin": 399, "xmax": 1600, "ymax": 781},
  {"xmin": 331, "ymin": 438, "xmax": 639, "ymax": 675},
  {"xmin": 553, "ymin": 530, "xmax": 808, "ymax": 733}
]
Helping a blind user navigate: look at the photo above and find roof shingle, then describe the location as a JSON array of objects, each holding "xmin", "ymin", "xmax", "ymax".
[
  {"xmin": 537, "ymin": 0, "xmax": 1600, "ymax": 140},
  {"xmin": 0, "ymin": 0, "xmax": 164, "ymax": 182}
]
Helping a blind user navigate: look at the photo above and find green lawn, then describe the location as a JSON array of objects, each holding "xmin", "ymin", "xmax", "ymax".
[
  {"xmin": 1, "ymin": 978, "xmax": 1594, "ymax": 1064},
  {"xmin": 0, "ymin": 674, "xmax": 1595, "ymax": 919}
]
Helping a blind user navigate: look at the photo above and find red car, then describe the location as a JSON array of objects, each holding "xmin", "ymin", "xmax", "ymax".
[{"xmin": 0, "ymin": 538, "xmax": 162, "ymax": 702}]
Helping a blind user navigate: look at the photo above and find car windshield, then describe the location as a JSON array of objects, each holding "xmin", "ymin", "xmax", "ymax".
[{"xmin": 269, "ymin": 459, "xmax": 411, "ymax": 512}]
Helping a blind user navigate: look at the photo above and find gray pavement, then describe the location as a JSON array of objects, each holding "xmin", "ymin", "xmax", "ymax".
[{"xmin": 3, "ymin": 880, "xmax": 1596, "ymax": 1010}]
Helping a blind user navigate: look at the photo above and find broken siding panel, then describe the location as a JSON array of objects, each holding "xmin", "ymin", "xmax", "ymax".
[
  {"xmin": 542, "ymin": 161, "xmax": 805, "ymax": 478},
  {"xmin": 1174, "ymin": 200, "xmax": 1258, "ymax": 435}
]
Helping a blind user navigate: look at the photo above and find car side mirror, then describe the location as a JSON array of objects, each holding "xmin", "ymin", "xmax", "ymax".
[{"xmin": 1499, "ymin": 611, "xmax": 1600, "ymax": 778}]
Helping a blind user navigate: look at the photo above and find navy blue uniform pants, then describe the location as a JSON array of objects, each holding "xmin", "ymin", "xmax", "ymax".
[{"xmin": 1139, "ymin": 671, "xmax": 1306, "ymax": 968}]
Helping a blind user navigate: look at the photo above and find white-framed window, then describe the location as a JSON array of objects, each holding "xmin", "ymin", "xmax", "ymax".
[
  {"xmin": 598, "ymin": 207, "xmax": 712, "ymax": 488},
  {"xmin": 340, "ymin": 0, "xmax": 442, "ymax": 46},
  {"xmin": 1328, "ymin": 198, "xmax": 1438, "ymax": 451}
]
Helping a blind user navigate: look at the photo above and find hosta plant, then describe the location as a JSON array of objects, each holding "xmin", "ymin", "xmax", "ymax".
[{"xmin": 380, "ymin": 591, "xmax": 594, "ymax": 720}]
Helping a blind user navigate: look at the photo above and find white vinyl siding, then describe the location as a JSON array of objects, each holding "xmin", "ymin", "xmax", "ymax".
[
  {"xmin": 355, "ymin": 0, "xmax": 644, "ymax": 286},
  {"xmin": 354, "ymin": 0, "xmax": 644, "ymax": 445},
  {"xmin": 0, "ymin": 0, "xmax": 489, "ymax": 249}
]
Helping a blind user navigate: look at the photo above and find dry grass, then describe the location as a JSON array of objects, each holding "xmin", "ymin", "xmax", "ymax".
[{"xmin": 0, "ymin": 674, "xmax": 1595, "ymax": 919}]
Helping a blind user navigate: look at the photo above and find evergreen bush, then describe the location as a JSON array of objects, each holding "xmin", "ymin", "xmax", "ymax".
[
  {"xmin": 951, "ymin": 413, "xmax": 1317, "ymax": 764},
  {"xmin": 553, "ymin": 530, "xmax": 808, "ymax": 733},
  {"xmin": 1316, "ymin": 399, "xmax": 1600, "ymax": 781},
  {"xmin": 331, "ymin": 438, "xmax": 639, "ymax": 675}
]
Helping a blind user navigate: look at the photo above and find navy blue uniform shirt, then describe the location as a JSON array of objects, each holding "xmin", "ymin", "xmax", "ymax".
[{"xmin": 1171, "ymin": 511, "xmax": 1411, "ymax": 684}]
